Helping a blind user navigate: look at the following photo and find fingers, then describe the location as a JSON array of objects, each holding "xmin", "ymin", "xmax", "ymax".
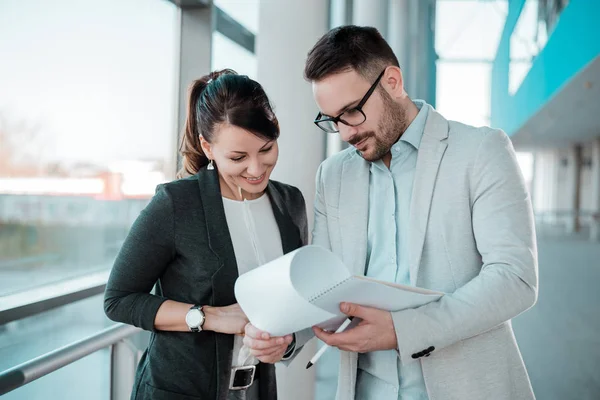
[
  {"xmin": 247, "ymin": 336, "xmax": 291, "ymax": 358},
  {"xmin": 312, "ymin": 326, "xmax": 335, "ymax": 345},
  {"xmin": 244, "ymin": 323, "xmax": 270, "ymax": 340},
  {"xmin": 340, "ymin": 302, "xmax": 373, "ymax": 319},
  {"xmin": 250, "ymin": 343, "xmax": 288, "ymax": 358},
  {"xmin": 242, "ymin": 323, "xmax": 294, "ymax": 361},
  {"xmin": 312, "ymin": 325, "xmax": 363, "ymax": 352},
  {"xmin": 312, "ymin": 326, "xmax": 349, "ymax": 348},
  {"xmin": 243, "ymin": 334, "xmax": 291, "ymax": 350}
]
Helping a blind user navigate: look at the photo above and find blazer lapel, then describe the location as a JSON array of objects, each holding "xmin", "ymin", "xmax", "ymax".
[
  {"xmin": 196, "ymin": 169, "xmax": 302, "ymax": 399},
  {"xmin": 197, "ymin": 167, "xmax": 238, "ymax": 305},
  {"xmin": 335, "ymin": 155, "xmax": 368, "ymax": 398},
  {"xmin": 408, "ymin": 108, "xmax": 449, "ymax": 285},
  {"xmin": 197, "ymin": 167, "xmax": 237, "ymax": 399},
  {"xmin": 266, "ymin": 182, "xmax": 302, "ymax": 254},
  {"xmin": 339, "ymin": 153, "xmax": 370, "ymax": 276}
]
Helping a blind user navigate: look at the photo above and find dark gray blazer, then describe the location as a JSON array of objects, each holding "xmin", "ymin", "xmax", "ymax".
[{"xmin": 104, "ymin": 166, "xmax": 308, "ymax": 400}]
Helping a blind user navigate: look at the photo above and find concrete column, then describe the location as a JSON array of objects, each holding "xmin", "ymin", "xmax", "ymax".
[
  {"xmin": 256, "ymin": 1, "xmax": 328, "ymax": 399},
  {"xmin": 331, "ymin": 0, "xmax": 352, "ymax": 27},
  {"xmin": 407, "ymin": 0, "xmax": 437, "ymax": 104},
  {"xmin": 574, "ymin": 144, "xmax": 583, "ymax": 233},
  {"xmin": 549, "ymin": 149, "xmax": 560, "ymax": 222},
  {"xmin": 387, "ymin": 0, "xmax": 437, "ymax": 105},
  {"xmin": 565, "ymin": 145, "xmax": 581, "ymax": 234},
  {"xmin": 590, "ymin": 138, "xmax": 600, "ymax": 241},
  {"xmin": 174, "ymin": 6, "xmax": 213, "ymax": 173},
  {"xmin": 326, "ymin": 0, "xmax": 353, "ymax": 158},
  {"xmin": 388, "ymin": 0, "xmax": 410, "ymax": 71},
  {"xmin": 532, "ymin": 150, "xmax": 551, "ymax": 225},
  {"xmin": 352, "ymin": 0, "xmax": 388, "ymax": 36}
]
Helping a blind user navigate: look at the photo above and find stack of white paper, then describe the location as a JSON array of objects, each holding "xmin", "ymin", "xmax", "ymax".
[{"xmin": 234, "ymin": 245, "xmax": 443, "ymax": 336}]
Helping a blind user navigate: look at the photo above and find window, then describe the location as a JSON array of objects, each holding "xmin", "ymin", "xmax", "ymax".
[
  {"xmin": 509, "ymin": 0, "xmax": 570, "ymax": 94},
  {"xmin": 0, "ymin": 0, "xmax": 177, "ymax": 294},
  {"xmin": 212, "ymin": 0, "xmax": 259, "ymax": 78},
  {"xmin": 435, "ymin": 0, "xmax": 507, "ymax": 127}
]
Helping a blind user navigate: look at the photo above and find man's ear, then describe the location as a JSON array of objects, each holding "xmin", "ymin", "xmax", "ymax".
[{"xmin": 382, "ymin": 66, "xmax": 405, "ymax": 99}]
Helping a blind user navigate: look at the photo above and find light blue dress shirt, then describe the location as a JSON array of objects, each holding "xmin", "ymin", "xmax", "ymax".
[{"xmin": 356, "ymin": 100, "xmax": 429, "ymax": 400}]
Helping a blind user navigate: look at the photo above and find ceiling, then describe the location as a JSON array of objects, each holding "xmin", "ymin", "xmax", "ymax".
[{"xmin": 510, "ymin": 56, "xmax": 600, "ymax": 151}]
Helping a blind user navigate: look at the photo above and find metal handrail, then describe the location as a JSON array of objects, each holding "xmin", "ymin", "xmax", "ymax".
[
  {"xmin": 534, "ymin": 209, "xmax": 599, "ymax": 218},
  {"xmin": 0, "ymin": 269, "xmax": 110, "ymax": 325},
  {"xmin": 0, "ymin": 323, "xmax": 141, "ymax": 396}
]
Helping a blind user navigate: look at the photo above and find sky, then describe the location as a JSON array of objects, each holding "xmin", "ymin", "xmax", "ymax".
[
  {"xmin": 0, "ymin": 0, "xmax": 179, "ymax": 166},
  {"xmin": 0, "ymin": 0, "xmax": 524, "ymax": 173}
]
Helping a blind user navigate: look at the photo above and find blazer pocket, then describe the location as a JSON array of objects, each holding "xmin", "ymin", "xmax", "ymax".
[{"xmin": 144, "ymin": 383, "xmax": 203, "ymax": 400}]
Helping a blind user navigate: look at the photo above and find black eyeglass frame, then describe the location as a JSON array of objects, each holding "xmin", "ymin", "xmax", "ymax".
[{"xmin": 313, "ymin": 69, "xmax": 387, "ymax": 133}]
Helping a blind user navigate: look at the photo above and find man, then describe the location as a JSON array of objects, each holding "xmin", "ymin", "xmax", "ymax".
[{"xmin": 302, "ymin": 25, "xmax": 538, "ymax": 400}]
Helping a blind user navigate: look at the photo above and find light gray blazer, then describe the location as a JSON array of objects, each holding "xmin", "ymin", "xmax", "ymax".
[{"xmin": 305, "ymin": 105, "xmax": 538, "ymax": 400}]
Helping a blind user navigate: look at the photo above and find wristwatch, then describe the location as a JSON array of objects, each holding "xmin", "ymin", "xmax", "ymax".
[{"xmin": 185, "ymin": 305, "xmax": 205, "ymax": 332}]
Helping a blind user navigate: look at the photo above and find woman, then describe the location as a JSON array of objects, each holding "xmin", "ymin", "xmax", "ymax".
[{"xmin": 104, "ymin": 69, "xmax": 308, "ymax": 400}]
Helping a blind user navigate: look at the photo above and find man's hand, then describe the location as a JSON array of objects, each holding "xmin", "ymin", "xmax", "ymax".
[
  {"xmin": 243, "ymin": 323, "xmax": 294, "ymax": 363},
  {"xmin": 313, "ymin": 302, "xmax": 398, "ymax": 353}
]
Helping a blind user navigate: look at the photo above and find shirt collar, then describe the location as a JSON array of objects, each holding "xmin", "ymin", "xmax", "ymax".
[
  {"xmin": 368, "ymin": 100, "xmax": 429, "ymax": 172},
  {"xmin": 399, "ymin": 99, "xmax": 428, "ymax": 150}
]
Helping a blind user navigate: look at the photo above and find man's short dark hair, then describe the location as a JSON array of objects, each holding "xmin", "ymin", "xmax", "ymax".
[{"xmin": 304, "ymin": 25, "xmax": 399, "ymax": 83}]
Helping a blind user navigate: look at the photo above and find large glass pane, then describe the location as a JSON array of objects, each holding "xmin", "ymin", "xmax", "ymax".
[
  {"xmin": 0, "ymin": 0, "xmax": 178, "ymax": 297},
  {"xmin": 0, "ymin": 295, "xmax": 112, "ymax": 400},
  {"xmin": 212, "ymin": 32, "xmax": 258, "ymax": 79},
  {"xmin": 3, "ymin": 351, "xmax": 110, "ymax": 400},
  {"xmin": 436, "ymin": 62, "xmax": 492, "ymax": 127},
  {"xmin": 212, "ymin": 0, "xmax": 259, "ymax": 79},
  {"xmin": 435, "ymin": 0, "xmax": 508, "ymax": 130},
  {"xmin": 435, "ymin": 0, "xmax": 506, "ymax": 129},
  {"xmin": 214, "ymin": 0, "xmax": 259, "ymax": 34},
  {"xmin": 508, "ymin": 0, "xmax": 570, "ymax": 94},
  {"xmin": 435, "ymin": 0, "xmax": 508, "ymax": 60}
]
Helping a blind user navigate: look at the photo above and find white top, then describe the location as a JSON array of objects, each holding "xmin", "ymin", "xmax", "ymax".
[{"xmin": 222, "ymin": 193, "xmax": 283, "ymax": 367}]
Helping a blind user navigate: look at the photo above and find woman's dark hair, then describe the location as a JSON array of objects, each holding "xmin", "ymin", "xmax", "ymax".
[
  {"xmin": 304, "ymin": 25, "xmax": 399, "ymax": 83},
  {"xmin": 178, "ymin": 69, "xmax": 280, "ymax": 177}
]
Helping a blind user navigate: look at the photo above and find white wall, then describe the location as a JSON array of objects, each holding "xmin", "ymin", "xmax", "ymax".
[
  {"xmin": 257, "ymin": 0, "xmax": 328, "ymax": 236},
  {"xmin": 256, "ymin": 1, "xmax": 329, "ymax": 399}
]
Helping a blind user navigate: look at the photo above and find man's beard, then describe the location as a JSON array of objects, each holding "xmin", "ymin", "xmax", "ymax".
[{"xmin": 356, "ymin": 92, "xmax": 410, "ymax": 162}]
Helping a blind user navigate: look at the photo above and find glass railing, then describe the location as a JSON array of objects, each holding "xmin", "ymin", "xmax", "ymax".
[{"xmin": 0, "ymin": 320, "xmax": 143, "ymax": 399}]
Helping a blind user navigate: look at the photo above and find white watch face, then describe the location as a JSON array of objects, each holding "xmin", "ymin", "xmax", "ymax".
[{"xmin": 186, "ymin": 309, "xmax": 203, "ymax": 328}]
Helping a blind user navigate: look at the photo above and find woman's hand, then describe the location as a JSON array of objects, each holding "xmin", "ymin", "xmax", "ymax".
[
  {"xmin": 243, "ymin": 323, "xmax": 294, "ymax": 364},
  {"xmin": 203, "ymin": 303, "xmax": 249, "ymax": 335}
]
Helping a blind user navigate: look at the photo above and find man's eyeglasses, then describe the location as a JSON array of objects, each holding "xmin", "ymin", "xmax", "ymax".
[{"xmin": 313, "ymin": 69, "xmax": 386, "ymax": 133}]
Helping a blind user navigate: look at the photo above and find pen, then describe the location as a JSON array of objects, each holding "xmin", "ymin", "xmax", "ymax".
[{"xmin": 306, "ymin": 317, "xmax": 354, "ymax": 369}]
